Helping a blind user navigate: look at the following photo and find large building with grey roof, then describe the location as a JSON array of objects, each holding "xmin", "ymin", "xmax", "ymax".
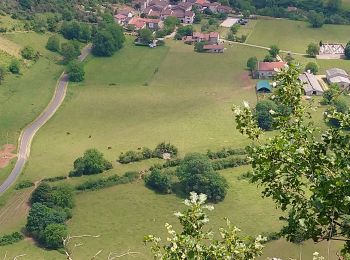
[
  {"xmin": 326, "ymin": 68, "xmax": 350, "ymax": 89},
  {"xmin": 299, "ymin": 72, "xmax": 324, "ymax": 96}
]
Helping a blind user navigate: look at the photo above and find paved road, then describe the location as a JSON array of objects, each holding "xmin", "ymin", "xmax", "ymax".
[{"xmin": 0, "ymin": 45, "xmax": 92, "ymax": 195}]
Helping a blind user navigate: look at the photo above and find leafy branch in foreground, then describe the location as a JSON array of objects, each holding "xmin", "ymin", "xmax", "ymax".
[
  {"xmin": 144, "ymin": 192, "xmax": 266, "ymax": 259},
  {"xmin": 233, "ymin": 63, "xmax": 350, "ymax": 257}
]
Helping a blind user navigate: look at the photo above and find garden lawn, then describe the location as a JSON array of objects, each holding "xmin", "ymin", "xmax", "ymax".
[{"xmin": 247, "ymin": 19, "xmax": 350, "ymax": 53}]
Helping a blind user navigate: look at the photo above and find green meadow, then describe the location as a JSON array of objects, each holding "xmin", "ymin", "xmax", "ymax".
[
  {"xmin": 0, "ymin": 18, "xmax": 349, "ymax": 259},
  {"xmin": 247, "ymin": 19, "xmax": 350, "ymax": 53}
]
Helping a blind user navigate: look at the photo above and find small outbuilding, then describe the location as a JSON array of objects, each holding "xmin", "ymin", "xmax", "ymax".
[
  {"xmin": 299, "ymin": 72, "xmax": 324, "ymax": 96},
  {"xmin": 256, "ymin": 80, "xmax": 272, "ymax": 93}
]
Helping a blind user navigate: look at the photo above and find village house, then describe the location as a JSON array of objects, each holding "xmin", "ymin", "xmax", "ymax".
[
  {"xmin": 203, "ymin": 44, "xmax": 224, "ymax": 53},
  {"xmin": 299, "ymin": 72, "xmax": 324, "ymax": 96},
  {"xmin": 326, "ymin": 68, "xmax": 350, "ymax": 89},
  {"xmin": 217, "ymin": 5, "xmax": 233, "ymax": 13},
  {"xmin": 256, "ymin": 61, "xmax": 287, "ymax": 79},
  {"xmin": 183, "ymin": 32, "xmax": 219, "ymax": 44},
  {"xmin": 128, "ymin": 17, "xmax": 162, "ymax": 30}
]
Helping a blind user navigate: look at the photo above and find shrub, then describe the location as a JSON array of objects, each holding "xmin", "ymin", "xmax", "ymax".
[
  {"xmin": 67, "ymin": 60, "xmax": 85, "ymax": 82},
  {"xmin": 42, "ymin": 176, "xmax": 67, "ymax": 182},
  {"xmin": 26, "ymin": 203, "xmax": 68, "ymax": 236},
  {"xmin": 142, "ymin": 147, "xmax": 153, "ymax": 159},
  {"xmin": 41, "ymin": 224, "xmax": 68, "ymax": 249},
  {"xmin": 145, "ymin": 169, "xmax": 172, "ymax": 194},
  {"xmin": 153, "ymin": 142, "xmax": 178, "ymax": 158},
  {"xmin": 15, "ymin": 180, "xmax": 34, "ymax": 190},
  {"xmin": 75, "ymin": 172, "xmax": 136, "ymax": 191},
  {"xmin": 30, "ymin": 183, "xmax": 53, "ymax": 206},
  {"xmin": 118, "ymin": 150, "xmax": 144, "ymax": 164},
  {"xmin": 305, "ymin": 62, "xmax": 318, "ymax": 74},
  {"xmin": 206, "ymin": 147, "xmax": 246, "ymax": 159},
  {"xmin": 327, "ymin": 99, "xmax": 349, "ymax": 127},
  {"xmin": 8, "ymin": 59, "xmax": 20, "ymax": 74},
  {"xmin": 21, "ymin": 46, "xmax": 39, "ymax": 60},
  {"xmin": 306, "ymin": 43, "xmax": 319, "ymax": 57},
  {"xmin": 0, "ymin": 232, "xmax": 24, "ymax": 246},
  {"xmin": 69, "ymin": 149, "xmax": 112, "ymax": 176},
  {"xmin": 176, "ymin": 153, "xmax": 228, "ymax": 202},
  {"xmin": 211, "ymin": 156, "xmax": 249, "ymax": 170},
  {"xmin": 46, "ymin": 35, "xmax": 60, "ymax": 52},
  {"xmin": 255, "ymin": 100, "xmax": 278, "ymax": 131}
]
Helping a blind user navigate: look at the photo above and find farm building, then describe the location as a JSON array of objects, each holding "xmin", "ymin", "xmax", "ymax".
[
  {"xmin": 317, "ymin": 43, "xmax": 345, "ymax": 59},
  {"xmin": 256, "ymin": 61, "xmax": 287, "ymax": 79},
  {"xmin": 326, "ymin": 68, "xmax": 350, "ymax": 89},
  {"xmin": 202, "ymin": 44, "xmax": 224, "ymax": 53},
  {"xmin": 299, "ymin": 72, "xmax": 324, "ymax": 96},
  {"xmin": 183, "ymin": 32, "xmax": 219, "ymax": 44},
  {"xmin": 256, "ymin": 80, "xmax": 272, "ymax": 93}
]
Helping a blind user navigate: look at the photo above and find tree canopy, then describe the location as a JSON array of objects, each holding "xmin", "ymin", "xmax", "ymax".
[{"xmin": 176, "ymin": 153, "xmax": 228, "ymax": 202}]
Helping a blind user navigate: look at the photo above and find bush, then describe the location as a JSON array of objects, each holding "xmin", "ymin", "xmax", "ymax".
[
  {"xmin": 46, "ymin": 35, "xmax": 60, "ymax": 52},
  {"xmin": 118, "ymin": 143, "xmax": 178, "ymax": 164},
  {"xmin": 255, "ymin": 100, "xmax": 278, "ymax": 131},
  {"xmin": 0, "ymin": 232, "xmax": 24, "ymax": 246},
  {"xmin": 30, "ymin": 183, "xmax": 53, "ymax": 206},
  {"xmin": 211, "ymin": 156, "xmax": 249, "ymax": 170},
  {"xmin": 327, "ymin": 99, "xmax": 349, "ymax": 127},
  {"xmin": 306, "ymin": 43, "xmax": 319, "ymax": 57},
  {"xmin": 145, "ymin": 169, "xmax": 172, "ymax": 194},
  {"xmin": 75, "ymin": 171, "xmax": 137, "ymax": 191},
  {"xmin": 41, "ymin": 224, "xmax": 68, "ymax": 249},
  {"xmin": 21, "ymin": 46, "xmax": 39, "ymax": 60},
  {"xmin": 26, "ymin": 203, "xmax": 68, "ymax": 236},
  {"xmin": 118, "ymin": 150, "xmax": 144, "ymax": 164},
  {"xmin": 15, "ymin": 180, "xmax": 34, "ymax": 190},
  {"xmin": 305, "ymin": 62, "xmax": 318, "ymax": 74},
  {"xmin": 67, "ymin": 60, "xmax": 85, "ymax": 82},
  {"xmin": 69, "ymin": 149, "xmax": 112, "ymax": 176},
  {"xmin": 206, "ymin": 147, "xmax": 246, "ymax": 159},
  {"xmin": 153, "ymin": 142, "xmax": 178, "ymax": 158},
  {"xmin": 8, "ymin": 59, "xmax": 20, "ymax": 74},
  {"xmin": 42, "ymin": 176, "xmax": 67, "ymax": 182},
  {"xmin": 176, "ymin": 153, "xmax": 228, "ymax": 202},
  {"xmin": 92, "ymin": 23, "xmax": 125, "ymax": 57},
  {"xmin": 61, "ymin": 40, "xmax": 81, "ymax": 62},
  {"xmin": 30, "ymin": 183, "xmax": 74, "ymax": 209}
]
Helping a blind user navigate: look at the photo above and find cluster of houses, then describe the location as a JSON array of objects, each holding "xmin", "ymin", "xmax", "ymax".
[
  {"xmin": 114, "ymin": 0, "xmax": 233, "ymax": 31},
  {"xmin": 255, "ymin": 61, "xmax": 350, "ymax": 96},
  {"xmin": 183, "ymin": 32, "xmax": 224, "ymax": 53}
]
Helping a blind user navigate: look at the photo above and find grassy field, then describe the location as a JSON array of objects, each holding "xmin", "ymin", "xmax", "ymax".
[
  {"xmin": 0, "ymin": 32, "xmax": 65, "ymax": 184},
  {"xmin": 0, "ymin": 35, "xmax": 344, "ymax": 259},
  {"xmin": 247, "ymin": 19, "xmax": 350, "ymax": 53}
]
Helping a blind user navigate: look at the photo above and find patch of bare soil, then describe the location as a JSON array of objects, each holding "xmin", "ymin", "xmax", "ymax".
[
  {"xmin": 240, "ymin": 71, "xmax": 254, "ymax": 89},
  {"xmin": 0, "ymin": 144, "xmax": 17, "ymax": 169}
]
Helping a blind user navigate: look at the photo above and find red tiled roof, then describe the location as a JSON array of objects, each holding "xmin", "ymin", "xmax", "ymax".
[
  {"xmin": 258, "ymin": 62, "xmax": 287, "ymax": 71},
  {"xmin": 128, "ymin": 17, "xmax": 146, "ymax": 29},
  {"xmin": 195, "ymin": 0, "xmax": 209, "ymax": 5},
  {"xmin": 203, "ymin": 44, "xmax": 224, "ymax": 50},
  {"xmin": 115, "ymin": 14, "xmax": 127, "ymax": 19}
]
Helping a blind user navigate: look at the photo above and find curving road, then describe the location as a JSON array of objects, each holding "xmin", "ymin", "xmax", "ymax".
[{"xmin": 0, "ymin": 45, "xmax": 92, "ymax": 195}]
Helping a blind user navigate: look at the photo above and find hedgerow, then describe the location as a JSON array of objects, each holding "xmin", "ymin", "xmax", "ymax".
[
  {"xmin": 0, "ymin": 232, "xmax": 24, "ymax": 246},
  {"xmin": 75, "ymin": 171, "xmax": 139, "ymax": 191}
]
